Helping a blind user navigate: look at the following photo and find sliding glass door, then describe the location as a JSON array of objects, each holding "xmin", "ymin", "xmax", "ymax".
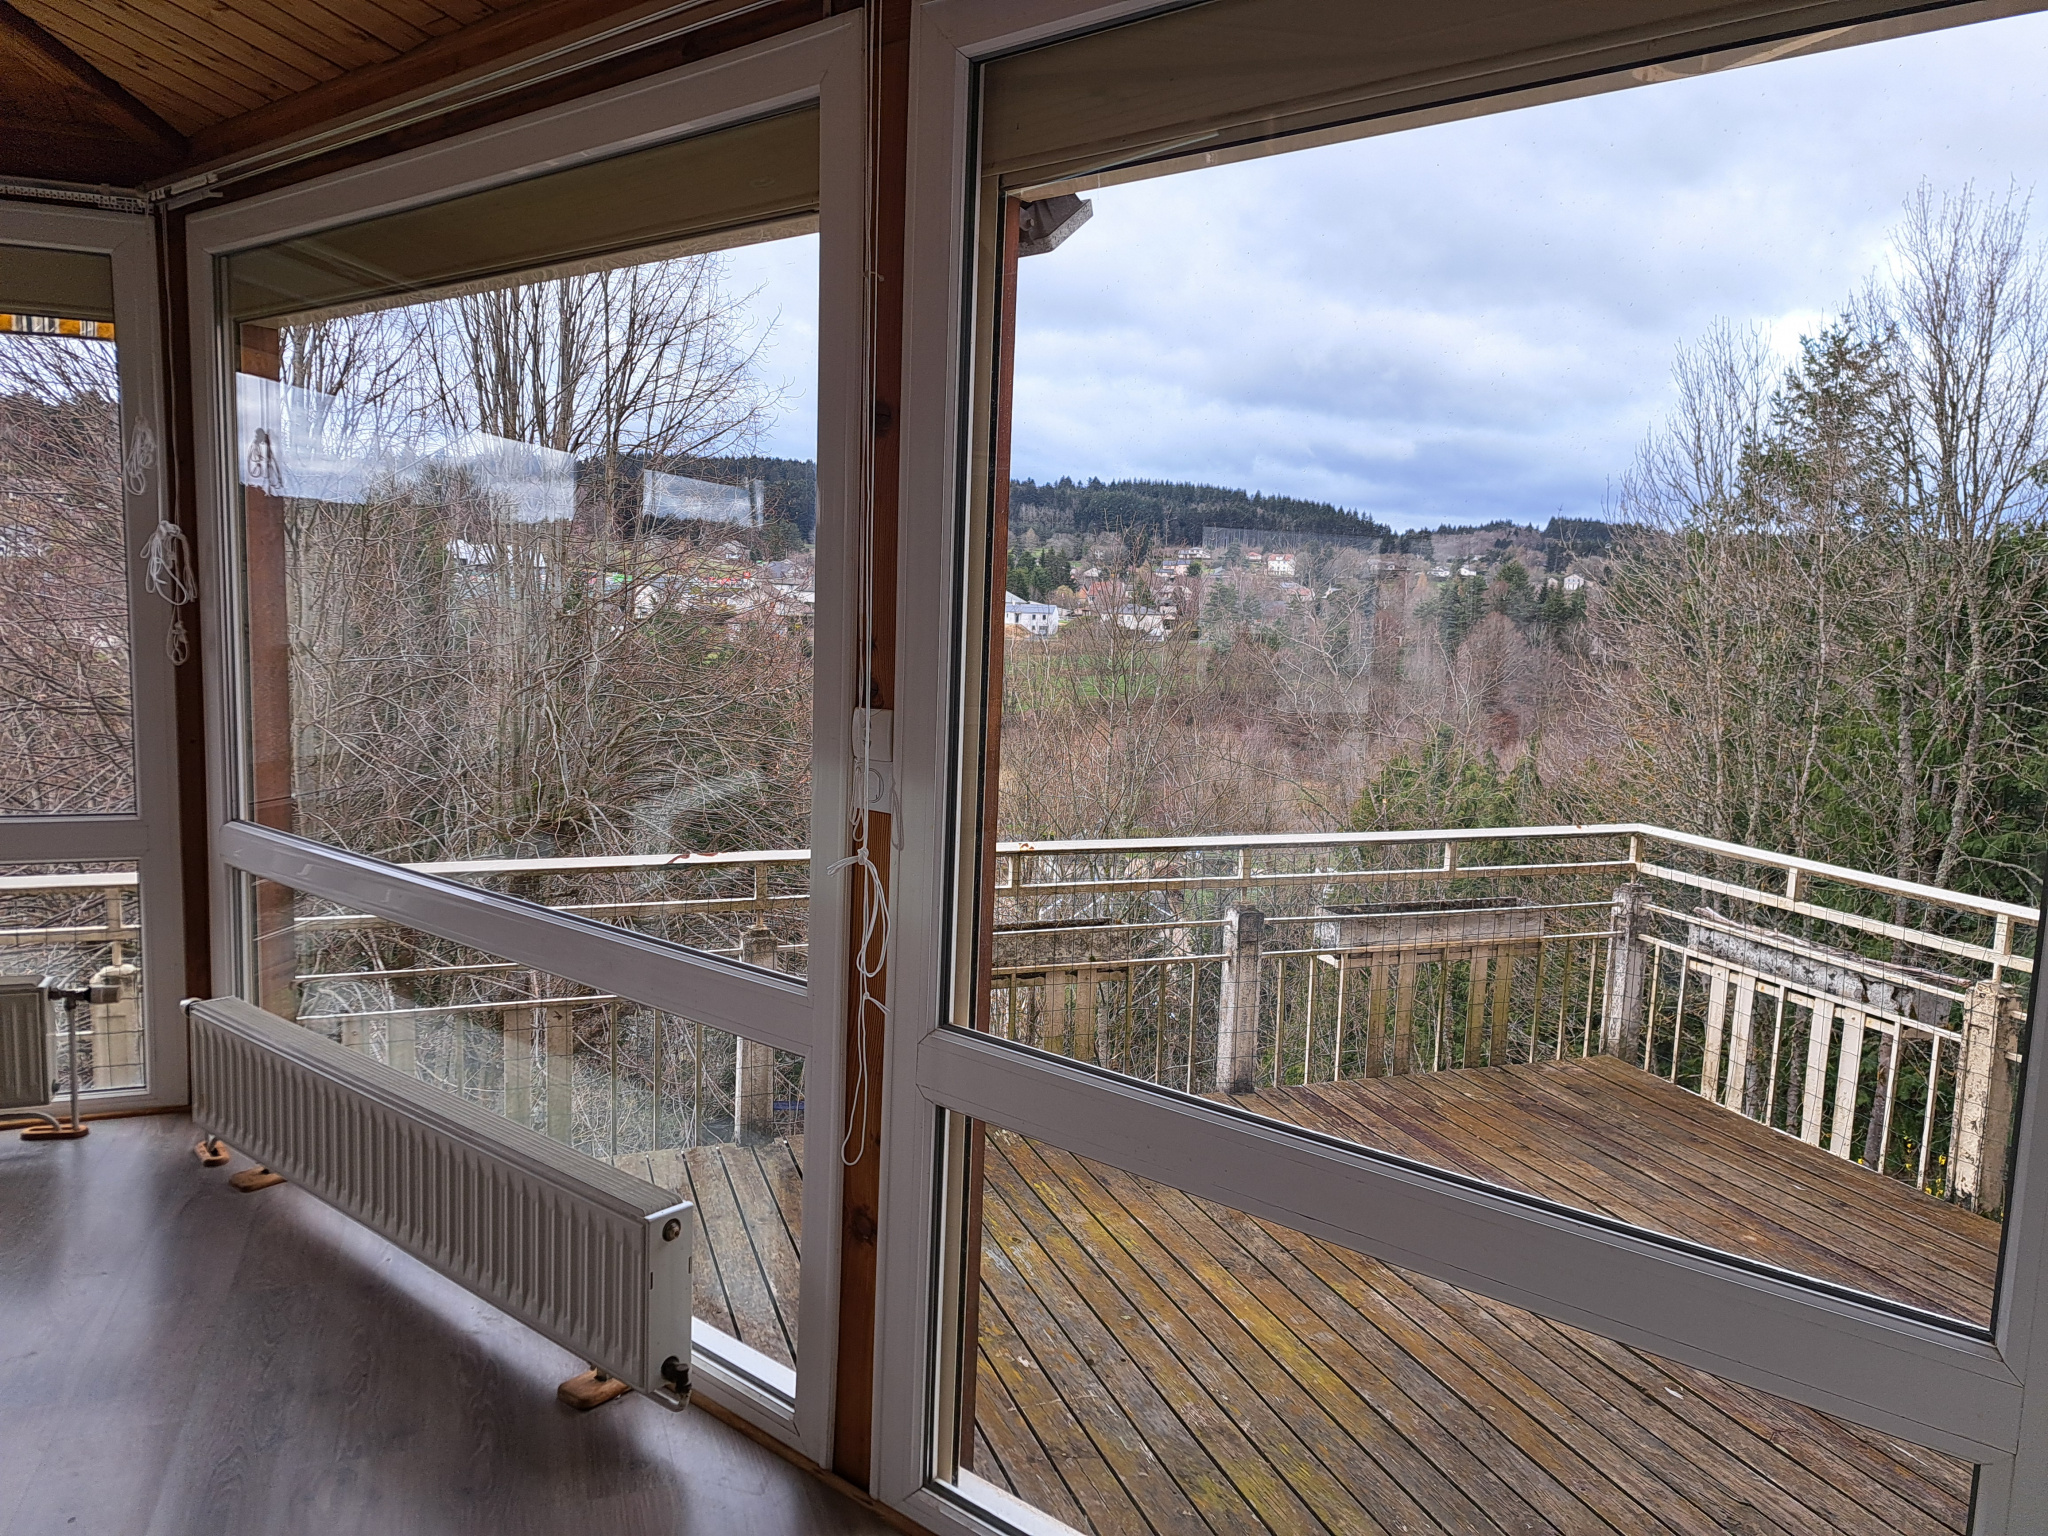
[
  {"xmin": 884, "ymin": 2, "xmax": 2048, "ymax": 1531},
  {"xmin": 0, "ymin": 205, "xmax": 189, "ymax": 1112},
  {"xmin": 189, "ymin": 16, "xmax": 865, "ymax": 1457}
]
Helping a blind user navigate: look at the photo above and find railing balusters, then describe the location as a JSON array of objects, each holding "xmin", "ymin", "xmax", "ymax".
[
  {"xmin": 1918, "ymin": 1036, "xmax": 1942, "ymax": 1191},
  {"xmin": 1643, "ymin": 945, "xmax": 1663, "ymax": 1074},
  {"xmin": 1668, "ymin": 960, "xmax": 1688, "ymax": 1085}
]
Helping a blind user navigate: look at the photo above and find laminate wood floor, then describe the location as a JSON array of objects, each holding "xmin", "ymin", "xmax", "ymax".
[{"xmin": 0, "ymin": 1113, "xmax": 889, "ymax": 1536}]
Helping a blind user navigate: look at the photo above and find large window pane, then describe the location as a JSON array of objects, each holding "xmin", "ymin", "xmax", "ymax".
[
  {"xmin": 0, "ymin": 248, "xmax": 133, "ymax": 815},
  {"xmin": 0, "ymin": 862, "xmax": 144, "ymax": 1093},
  {"xmin": 249, "ymin": 876, "xmax": 804, "ymax": 1397},
  {"xmin": 945, "ymin": 1119, "xmax": 1975, "ymax": 1535},
  {"xmin": 228, "ymin": 115, "xmax": 821, "ymax": 970},
  {"xmin": 963, "ymin": 8, "xmax": 2047, "ymax": 1328}
]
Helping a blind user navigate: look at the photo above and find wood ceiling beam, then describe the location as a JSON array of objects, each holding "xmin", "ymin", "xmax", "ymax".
[
  {"xmin": 0, "ymin": 118, "xmax": 182, "ymax": 184},
  {"xmin": 187, "ymin": 0, "xmax": 799, "ymax": 166},
  {"xmin": 0, "ymin": 1, "xmax": 188, "ymax": 153}
]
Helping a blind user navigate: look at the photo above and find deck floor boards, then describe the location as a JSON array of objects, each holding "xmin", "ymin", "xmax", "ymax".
[
  {"xmin": 657, "ymin": 1058, "xmax": 1986, "ymax": 1534},
  {"xmin": 1236, "ymin": 1056, "xmax": 1996, "ymax": 1321},
  {"xmin": 629, "ymin": 1137, "xmax": 804, "ymax": 1372},
  {"xmin": 961, "ymin": 1057, "xmax": 1984, "ymax": 1535}
]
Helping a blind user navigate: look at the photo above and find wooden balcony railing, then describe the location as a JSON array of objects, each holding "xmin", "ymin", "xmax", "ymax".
[{"xmin": 4, "ymin": 824, "xmax": 2034, "ymax": 1210}]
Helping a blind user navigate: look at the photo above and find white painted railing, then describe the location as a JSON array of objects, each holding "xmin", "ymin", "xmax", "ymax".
[{"xmin": 4, "ymin": 824, "xmax": 2034, "ymax": 1204}]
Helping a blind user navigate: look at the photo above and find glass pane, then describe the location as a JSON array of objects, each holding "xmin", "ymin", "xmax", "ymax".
[
  {"xmin": 965, "ymin": 6, "xmax": 2048, "ymax": 1327},
  {"xmin": 0, "ymin": 251, "xmax": 133, "ymax": 815},
  {"xmin": 946, "ymin": 1120, "xmax": 1976, "ymax": 1536},
  {"xmin": 230, "ymin": 162, "xmax": 819, "ymax": 971},
  {"xmin": 251, "ymin": 877, "xmax": 804, "ymax": 1396},
  {"xmin": 0, "ymin": 863, "xmax": 144, "ymax": 1093}
]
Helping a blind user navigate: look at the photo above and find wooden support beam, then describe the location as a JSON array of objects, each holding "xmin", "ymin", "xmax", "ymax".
[
  {"xmin": 188, "ymin": 0, "xmax": 814, "ymax": 168},
  {"xmin": 834, "ymin": 0, "xmax": 910, "ymax": 1490},
  {"xmin": 158, "ymin": 205, "xmax": 215, "ymax": 1008},
  {"xmin": 0, "ymin": 2, "xmax": 187, "ymax": 152}
]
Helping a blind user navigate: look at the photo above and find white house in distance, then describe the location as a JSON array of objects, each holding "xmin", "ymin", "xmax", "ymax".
[{"xmin": 1004, "ymin": 591, "xmax": 1065, "ymax": 636}]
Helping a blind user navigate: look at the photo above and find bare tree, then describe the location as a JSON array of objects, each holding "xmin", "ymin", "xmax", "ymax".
[
  {"xmin": 0, "ymin": 334, "xmax": 132, "ymax": 814},
  {"xmin": 271, "ymin": 250, "xmax": 806, "ymax": 870},
  {"xmin": 1857, "ymin": 183, "xmax": 2048, "ymax": 890}
]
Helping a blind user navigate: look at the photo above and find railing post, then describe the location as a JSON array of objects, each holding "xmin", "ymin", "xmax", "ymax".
[
  {"xmin": 500, "ymin": 1006, "xmax": 532, "ymax": 1125},
  {"xmin": 1216, "ymin": 907, "xmax": 1265, "ymax": 1093},
  {"xmin": 1073, "ymin": 963, "xmax": 1100, "ymax": 1064},
  {"xmin": 1953, "ymin": 979, "xmax": 2022, "ymax": 1215},
  {"xmin": 737, "ymin": 926, "xmax": 779, "ymax": 1141},
  {"xmin": 87, "ymin": 964, "xmax": 139, "ymax": 1090},
  {"xmin": 1599, "ymin": 883, "xmax": 1649, "ymax": 1060},
  {"xmin": 544, "ymin": 1003, "xmax": 573, "ymax": 1143}
]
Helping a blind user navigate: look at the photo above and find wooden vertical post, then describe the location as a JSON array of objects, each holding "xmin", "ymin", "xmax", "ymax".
[
  {"xmin": 1599, "ymin": 883, "xmax": 1649, "ymax": 1059},
  {"xmin": 1073, "ymin": 963, "xmax": 1099, "ymax": 1064},
  {"xmin": 1462, "ymin": 954, "xmax": 1486, "ymax": 1068},
  {"xmin": 1363, "ymin": 961, "xmax": 1386, "ymax": 1078},
  {"xmin": 500, "ymin": 1006, "xmax": 532, "ymax": 1127},
  {"xmin": 1391, "ymin": 959, "xmax": 1416, "ymax": 1075},
  {"xmin": 87, "ymin": 965, "xmax": 140, "ymax": 1089},
  {"xmin": 1953, "ymin": 980, "xmax": 2021, "ymax": 1214},
  {"xmin": 839, "ymin": 0, "xmax": 911, "ymax": 1488},
  {"xmin": 1800, "ymin": 998, "xmax": 1835, "ymax": 1145},
  {"xmin": 1216, "ymin": 907, "xmax": 1265, "ymax": 1094},
  {"xmin": 386, "ymin": 1009, "xmax": 416, "ymax": 1076},
  {"xmin": 241, "ymin": 325, "xmax": 300, "ymax": 1022},
  {"xmin": 737, "ymin": 926, "xmax": 779, "ymax": 1141},
  {"xmin": 1722, "ymin": 972, "xmax": 1757, "ymax": 1113},
  {"xmin": 544, "ymin": 1003, "xmax": 573, "ymax": 1144},
  {"xmin": 1489, "ymin": 951, "xmax": 1512, "ymax": 1065},
  {"xmin": 159, "ymin": 206, "xmax": 215, "ymax": 1010},
  {"xmin": 1701, "ymin": 964, "xmax": 1731, "ymax": 1101},
  {"xmin": 1042, "ymin": 968, "xmax": 1070, "ymax": 1056},
  {"xmin": 1828, "ymin": 1007, "xmax": 1867, "ymax": 1158}
]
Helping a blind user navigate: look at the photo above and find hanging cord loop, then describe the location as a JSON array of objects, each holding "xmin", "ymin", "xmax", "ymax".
[{"xmin": 129, "ymin": 413, "xmax": 196, "ymax": 665}]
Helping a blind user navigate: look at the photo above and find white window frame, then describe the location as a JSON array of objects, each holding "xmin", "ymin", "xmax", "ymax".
[
  {"xmin": 183, "ymin": 12, "xmax": 866, "ymax": 1462},
  {"xmin": 0, "ymin": 198, "xmax": 191, "ymax": 1113},
  {"xmin": 874, "ymin": 1, "xmax": 2048, "ymax": 1530}
]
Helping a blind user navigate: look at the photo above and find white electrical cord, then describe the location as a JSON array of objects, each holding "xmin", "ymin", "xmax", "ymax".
[
  {"xmin": 142, "ymin": 517, "xmax": 196, "ymax": 608},
  {"xmin": 123, "ymin": 416, "xmax": 156, "ymax": 498},
  {"xmin": 130, "ymin": 414, "xmax": 197, "ymax": 665}
]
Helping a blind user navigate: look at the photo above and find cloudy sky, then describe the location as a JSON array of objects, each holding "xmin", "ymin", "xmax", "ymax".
[
  {"xmin": 1008, "ymin": 8, "xmax": 2048, "ymax": 531},
  {"xmin": 727, "ymin": 9, "xmax": 2048, "ymax": 529},
  {"xmin": 721, "ymin": 232, "xmax": 818, "ymax": 465}
]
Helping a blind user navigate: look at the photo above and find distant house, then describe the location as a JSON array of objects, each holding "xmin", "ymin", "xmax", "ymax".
[
  {"xmin": 1004, "ymin": 592, "xmax": 1065, "ymax": 636},
  {"xmin": 1265, "ymin": 554, "xmax": 1295, "ymax": 575},
  {"xmin": 1107, "ymin": 605, "xmax": 1168, "ymax": 638},
  {"xmin": 1562, "ymin": 572, "xmax": 1587, "ymax": 592}
]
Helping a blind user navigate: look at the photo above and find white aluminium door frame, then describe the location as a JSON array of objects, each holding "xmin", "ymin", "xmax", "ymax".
[
  {"xmin": 182, "ymin": 11, "xmax": 867, "ymax": 1464},
  {"xmin": 0, "ymin": 198, "xmax": 190, "ymax": 1115},
  {"xmin": 875, "ymin": 0, "xmax": 2048, "ymax": 1530}
]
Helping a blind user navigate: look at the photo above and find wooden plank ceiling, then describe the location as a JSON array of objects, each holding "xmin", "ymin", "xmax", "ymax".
[{"xmin": 0, "ymin": 0, "xmax": 693, "ymax": 186}]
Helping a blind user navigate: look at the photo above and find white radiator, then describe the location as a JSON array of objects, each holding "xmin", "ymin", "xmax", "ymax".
[
  {"xmin": 0, "ymin": 975, "xmax": 50, "ymax": 1111},
  {"xmin": 188, "ymin": 997, "xmax": 693, "ymax": 1407}
]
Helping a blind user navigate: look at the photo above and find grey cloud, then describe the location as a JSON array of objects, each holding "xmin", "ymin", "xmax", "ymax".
[{"xmin": 1009, "ymin": 12, "xmax": 2048, "ymax": 529}]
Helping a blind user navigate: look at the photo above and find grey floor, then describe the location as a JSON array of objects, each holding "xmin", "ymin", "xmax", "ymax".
[{"xmin": 0, "ymin": 1112, "xmax": 892, "ymax": 1536}]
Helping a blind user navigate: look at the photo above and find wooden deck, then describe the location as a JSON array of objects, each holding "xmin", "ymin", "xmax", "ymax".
[
  {"xmin": 968, "ymin": 1059, "xmax": 1988, "ymax": 1536},
  {"xmin": 629, "ymin": 1137, "xmax": 804, "ymax": 1373},
  {"xmin": 1229, "ymin": 1054, "xmax": 1999, "ymax": 1325},
  {"xmin": 674, "ymin": 1063, "xmax": 1989, "ymax": 1533}
]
